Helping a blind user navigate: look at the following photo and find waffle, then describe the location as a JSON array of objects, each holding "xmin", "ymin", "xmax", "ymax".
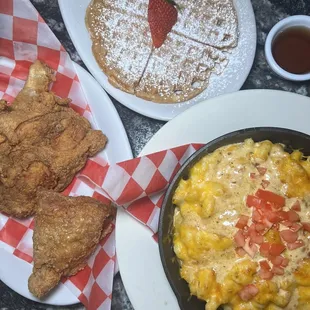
[
  {"xmin": 86, "ymin": 0, "xmax": 238, "ymax": 103},
  {"xmin": 136, "ymin": 32, "xmax": 228, "ymax": 102},
  {"xmin": 92, "ymin": 0, "xmax": 148, "ymax": 16},
  {"xmin": 174, "ymin": 0, "xmax": 238, "ymax": 49},
  {"xmin": 86, "ymin": 2, "xmax": 152, "ymax": 94}
]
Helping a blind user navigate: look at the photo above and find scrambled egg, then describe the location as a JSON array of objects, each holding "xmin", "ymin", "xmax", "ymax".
[{"xmin": 172, "ymin": 139, "xmax": 310, "ymax": 310}]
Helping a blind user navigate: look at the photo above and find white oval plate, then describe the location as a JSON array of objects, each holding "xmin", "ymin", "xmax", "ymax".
[
  {"xmin": 58, "ymin": 0, "xmax": 256, "ymax": 121},
  {"xmin": 0, "ymin": 63, "xmax": 133, "ymax": 306},
  {"xmin": 116, "ymin": 89, "xmax": 310, "ymax": 310}
]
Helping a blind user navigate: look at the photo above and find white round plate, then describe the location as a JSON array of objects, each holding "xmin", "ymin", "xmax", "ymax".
[
  {"xmin": 58, "ymin": 0, "xmax": 256, "ymax": 121},
  {"xmin": 0, "ymin": 63, "xmax": 133, "ymax": 306},
  {"xmin": 116, "ymin": 89, "xmax": 310, "ymax": 310}
]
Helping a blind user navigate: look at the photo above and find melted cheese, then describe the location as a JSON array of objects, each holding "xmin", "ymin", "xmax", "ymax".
[{"xmin": 172, "ymin": 139, "xmax": 310, "ymax": 310}]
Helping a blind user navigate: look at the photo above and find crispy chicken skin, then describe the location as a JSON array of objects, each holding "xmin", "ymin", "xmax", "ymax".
[
  {"xmin": 0, "ymin": 61, "xmax": 107, "ymax": 218},
  {"xmin": 28, "ymin": 191, "xmax": 115, "ymax": 298}
]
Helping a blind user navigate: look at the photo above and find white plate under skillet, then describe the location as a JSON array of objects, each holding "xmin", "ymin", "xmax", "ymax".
[
  {"xmin": 58, "ymin": 0, "xmax": 257, "ymax": 121},
  {"xmin": 116, "ymin": 89, "xmax": 310, "ymax": 310},
  {"xmin": 0, "ymin": 63, "xmax": 133, "ymax": 306}
]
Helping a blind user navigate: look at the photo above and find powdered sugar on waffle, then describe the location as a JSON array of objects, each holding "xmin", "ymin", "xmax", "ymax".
[
  {"xmin": 86, "ymin": 0, "xmax": 239, "ymax": 103},
  {"xmin": 86, "ymin": 2, "xmax": 152, "ymax": 93},
  {"xmin": 93, "ymin": 0, "xmax": 148, "ymax": 16},
  {"xmin": 136, "ymin": 32, "xmax": 228, "ymax": 102},
  {"xmin": 174, "ymin": 0, "xmax": 238, "ymax": 49}
]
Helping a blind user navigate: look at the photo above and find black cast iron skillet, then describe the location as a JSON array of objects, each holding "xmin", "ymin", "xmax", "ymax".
[{"xmin": 158, "ymin": 127, "xmax": 310, "ymax": 310}]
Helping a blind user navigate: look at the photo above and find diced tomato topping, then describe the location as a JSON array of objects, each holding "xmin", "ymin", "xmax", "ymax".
[
  {"xmin": 277, "ymin": 211, "xmax": 289, "ymax": 221},
  {"xmin": 256, "ymin": 189, "xmax": 285, "ymax": 208},
  {"xmin": 290, "ymin": 223, "xmax": 302, "ymax": 232},
  {"xmin": 234, "ymin": 230, "xmax": 246, "ymax": 247},
  {"xmin": 250, "ymin": 232, "xmax": 264, "ymax": 245},
  {"xmin": 235, "ymin": 215, "xmax": 250, "ymax": 229},
  {"xmin": 291, "ymin": 201, "xmax": 301, "ymax": 212},
  {"xmin": 287, "ymin": 240, "xmax": 305, "ymax": 250},
  {"xmin": 261, "ymin": 180, "xmax": 270, "ymax": 189},
  {"xmin": 302, "ymin": 222, "xmax": 310, "ymax": 232},
  {"xmin": 250, "ymin": 173, "xmax": 257, "ymax": 179},
  {"xmin": 259, "ymin": 260, "xmax": 271, "ymax": 270},
  {"xmin": 250, "ymin": 242, "xmax": 258, "ymax": 253},
  {"xmin": 281, "ymin": 220, "xmax": 293, "ymax": 227},
  {"xmin": 238, "ymin": 188, "xmax": 304, "ymax": 267},
  {"xmin": 239, "ymin": 284, "xmax": 259, "ymax": 301},
  {"xmin": 252, "ymin": 209, "xmax": 263, "ymax": 222},
  {"xmin": 269, "ymin": 244, "xmax": 286, "ymax": 256},
  {"xmin": 255, "ymin": 223, "xmax": 266, "ymax": 232},
  {"xmin": 260, "ymin": 242, "xmax": 271, "ymax": 257},
  {"xmin": 287, "ymin": 210, "xmax": 300, "ymax": 222},
  {"xmin": 281, "ymin": 258, "xmax": 289, "ymax": 267},
  {"xmin": 235, "ymin": 247, "xmax": 247, "ymax": 257},
  {"xmin": 270, "ymin": 202, "xmax": 283, "ymax": 211},
  {"xmin": 262, "ymin": 218, "xmax": 274, "ymax": 229},
  {"xmin": 280, "ymin": 230, "xmax": 298, "ymax": 243},
  {"xmin": 259, "ymin": 268, "xmax": 274, "ymax": 280},
  {"xmin": 257, "ymin": 167, "xmax": 267, "ymax": 176},
  {"xmin": 272, "ymin": 266, "xmax": 285, "ymax": 275},
  {"xmin": 247, "ymin": 195, "xmax": 264, "ymax": 208},
  {"xmin": 266, "ymin": 210, "xmax": 281, "ymax": 223},
  {"xmin": 243, "ymin": 239, "xmax": 258, "ymax": 258},
  {"xmin": 270, "ymin": 255, "xmax": 284, "ymax": 266}
]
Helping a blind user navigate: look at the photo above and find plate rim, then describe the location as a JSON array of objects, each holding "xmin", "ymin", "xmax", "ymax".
[
  {"xmin": 115, "ymin": 89, "xmax": 310, "ymax": 310},
  {"xmin": 0, "ymin": 62, "xmax": 133, "ymax": 306},
  {"xmin": 58, "ymin": 0, "xmax": 257, "ymax": 121}
]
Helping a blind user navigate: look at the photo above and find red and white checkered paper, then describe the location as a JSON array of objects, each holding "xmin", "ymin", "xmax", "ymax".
[
  {"xmin": 0, "ymin": 1, "xmax": 204, "ymax": 309},
  {"xmin": 0, "ymin": 1, "xmax": 116, "ymax": 308}
]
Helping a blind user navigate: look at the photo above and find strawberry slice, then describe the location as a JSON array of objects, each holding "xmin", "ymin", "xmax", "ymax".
[{"xmin": 148, "ymin": 0, "xmax": 178, "ymax": 48}]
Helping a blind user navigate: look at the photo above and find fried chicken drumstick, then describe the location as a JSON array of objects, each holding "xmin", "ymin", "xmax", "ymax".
[
  {"xmin": 0, "ymin": 61, "xmax": 107, "ymax": 218},
  {"xmin": 28, "ymin": 191, "xmax": 115, "ymax": 298}
]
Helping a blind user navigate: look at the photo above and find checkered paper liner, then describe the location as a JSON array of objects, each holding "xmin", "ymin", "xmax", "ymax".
[
  {"xmin": 0, "ymin": 0, "xmax": 116, "ymax": 308},
  {"xmin": 0, "ymin": 1, "xmax": 205, "ymax": 309},
  {"xmin": 80, "ymin": 144, "xmax": 203, "ymax": 233}
]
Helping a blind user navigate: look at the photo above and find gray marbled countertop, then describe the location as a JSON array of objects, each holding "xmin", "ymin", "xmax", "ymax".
[{"xmin": 1, "ymin": 0, "xmax": 310, "ymax": 309}]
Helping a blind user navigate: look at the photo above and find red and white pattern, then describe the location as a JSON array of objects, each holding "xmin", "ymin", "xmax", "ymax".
[
  {"xmin": 0, "ymin": 1, "xmax": 204, "ymax": 309},
  {"xmin": 0, "ymin": 1, "xmax": 114, "ymax": 308}
]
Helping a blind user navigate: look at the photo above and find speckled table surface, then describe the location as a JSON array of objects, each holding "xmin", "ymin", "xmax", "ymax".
[{"xmin": 1, "ymin": 0, "xmax": 310, "ymax": 309}]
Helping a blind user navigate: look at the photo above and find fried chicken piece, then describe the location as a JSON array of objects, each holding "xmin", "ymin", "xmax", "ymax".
[
  {"xmin": 28, "ymin": 191, "xmax": 115, "ymax": 298},
  {"xmin": 0, "ymin": 61, "xmax": 107, "ymax": 218}
]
